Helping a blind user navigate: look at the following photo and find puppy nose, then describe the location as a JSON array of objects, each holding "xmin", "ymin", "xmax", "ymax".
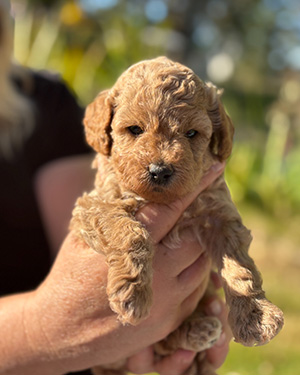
[{"xmin": 149, "ymin": 163, "xmax": 174, "ymax": 185}]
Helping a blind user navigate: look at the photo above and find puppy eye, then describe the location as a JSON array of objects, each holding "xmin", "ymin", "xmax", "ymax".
[
  {"xmin": 127, "ymin": 125, "xmax": 144, "ymax": 136},
  {"xmin": 185, "ymin": 129, "xmax": 198, "ymax": 138}
]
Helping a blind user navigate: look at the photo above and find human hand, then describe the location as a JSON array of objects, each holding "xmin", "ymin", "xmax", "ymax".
[
  {"xmin": 18, "ymin": 162, "xmax": 225, "ymax": 375},
  {"xmin": 205, "ymin": 272, "xmax": 232, "ymax": 369},
  {"xmin": 126, "ymin": 272, "xmax": 232, "ymax": 375}
]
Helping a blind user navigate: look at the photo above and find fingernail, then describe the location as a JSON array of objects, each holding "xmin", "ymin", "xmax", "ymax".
[
  {"xmin": 177, "ymin": 349, "xmax": 196, "ymax": 363},
  {"xmin": 207, "ymin": 299, "xmax": 222, "ymax": 316},
  {"xmin": 215, "ymin": 332, "xmax": 226, "ymax": 347},
  {"xmin": 210, "ymin": 162, "xmax": 224, "ymax": 173}
]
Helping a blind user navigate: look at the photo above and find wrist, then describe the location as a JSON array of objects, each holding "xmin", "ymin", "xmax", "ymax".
[
  {"xmin": 0, "ymin": 291, "xmax": 61, "ymax": 375},
  {"xmin": 22, "ymin": 289, "xmax": 64, "ymax": 375}
]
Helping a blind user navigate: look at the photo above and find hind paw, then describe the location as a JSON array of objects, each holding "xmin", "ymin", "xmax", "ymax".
[{"xmin": 184, "ymin": 316, "xmax": 222, "ymax": 351}]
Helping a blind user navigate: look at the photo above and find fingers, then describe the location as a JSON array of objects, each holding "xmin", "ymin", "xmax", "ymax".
[
  {"xmin": 150, "ymin": 253, "xmax": 212, "ymax": 338},
  {"xmin": 204, "ymin": 295, "xmax": 232, "ymax": 369},
  {"xmin": 136, "ymin": 162, "xmax": 225, "ymax": 243},
  {"xmin": 152, "ymin": 244, "xmax": 211, "ymax": 313},
  {"xmin": 210, "ymin": 271, "xmax": 223, "ymax": 289},
  {"xmin": 153, "ymin": 234, "xmax": 205, "ymax": 278},
  {"xmin": 172, "ymin": 283, "xmax": 209, "ymax": 330},
  {"xmin": 177, "ymin": 254, "xmax": 211, "ymax": 285},
  {"xmin": 154, "ymin": 349, "xmax": 196, "ymax": 375},
  {"xmin": 127, "ymin": 347, "xmax": 196, "ymax": 375},
  {"xmin": 200, "ymin": 162, "xmax": 225, "ymax": 187},
  {"xmin": 126, "ymin": 346, "xmax": 154, "ymax": 374}
]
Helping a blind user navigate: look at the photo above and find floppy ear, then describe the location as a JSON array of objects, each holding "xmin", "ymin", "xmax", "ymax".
[
  {"xmin": 205, "ymin": 83, "xmax": 234, "ymax": 161},
  {"xmin": 83, "ymin": 90, "xmax": 113, "ymax": 155}
]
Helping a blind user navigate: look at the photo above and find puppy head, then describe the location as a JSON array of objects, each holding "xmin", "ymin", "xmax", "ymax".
[{"xmin": 84, "ymin": 57, "xmax": 234, "ymax": 203}]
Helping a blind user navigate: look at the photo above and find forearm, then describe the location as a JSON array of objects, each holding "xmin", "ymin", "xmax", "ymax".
[{"xmin": 0, "ymin": 291, "xmax": 61, "ymax": 375}]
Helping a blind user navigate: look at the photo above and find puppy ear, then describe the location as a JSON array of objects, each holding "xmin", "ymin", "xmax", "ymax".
[
  {"xmin": 205, "ymin": 83, "xmax": 234, "ymax": 161},
  {"xmin": 83, "ymin": 90, "xmax": 113, "ymax": 155}
]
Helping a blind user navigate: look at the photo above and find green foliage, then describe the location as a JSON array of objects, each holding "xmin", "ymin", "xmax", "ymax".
[{"xmin": 13, "ymin": 0, "xmax": 299, "ymax": 218}]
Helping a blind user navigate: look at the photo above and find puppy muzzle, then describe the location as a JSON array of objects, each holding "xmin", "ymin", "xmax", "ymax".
[{"xmin": 148, "ymin": 163, "xmax": 174, "ymax": 185}]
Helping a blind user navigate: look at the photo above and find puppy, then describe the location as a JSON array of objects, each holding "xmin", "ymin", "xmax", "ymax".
[{"xmin": 71, "ymin": 57, "xmax": 284, "ymax": 375}]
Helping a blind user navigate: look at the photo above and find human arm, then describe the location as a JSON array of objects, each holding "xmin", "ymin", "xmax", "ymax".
[{"xmin": 35, "ymin": 154, "xmax": 95, "ymax": 255}]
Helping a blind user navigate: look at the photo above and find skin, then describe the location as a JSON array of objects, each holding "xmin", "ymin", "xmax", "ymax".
[{"xmin": 0, "ymin": 156, "xmax": 231, "ymax": 375}]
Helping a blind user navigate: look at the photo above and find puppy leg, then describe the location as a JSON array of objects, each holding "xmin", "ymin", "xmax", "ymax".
[
  {"xmin": 71, "ymin": 190, "xmax": 153, "ymax": 325},
  {"xmin": 191, "ymin": 203, "xmax": 284, "ymax": 346},
  {"xmin": 155, "ymin": 310, "xmax": 221, "ymax": 354},
  {"xmin": 214, "ymin": 219, "xmax": 284, "ymax": 346},
  {"xmin": 105, "ymin": 215, "xmax": 154, "ymax": 325},
  {"xmin": 185, "ymin": 182, "xmax": 284, "ymax": 347}
]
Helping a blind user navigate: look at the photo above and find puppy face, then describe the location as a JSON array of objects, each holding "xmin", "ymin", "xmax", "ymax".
[
  {"xmin": 84, "ymin": 57, "xmax": 234, "ymax": 203},
  {"xmin": 110, "ymin": 94, "xmax": 213, "ymax": 203}
]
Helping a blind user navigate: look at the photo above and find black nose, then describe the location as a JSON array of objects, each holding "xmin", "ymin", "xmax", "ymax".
[{"xmin": 149, "ymin": 163, "xmax": 174, "ymax": 185}]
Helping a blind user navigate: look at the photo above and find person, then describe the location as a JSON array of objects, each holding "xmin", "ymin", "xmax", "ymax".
[{"xmin": 0, "ymin": 2, "xmax": 231, "ymax": 374}]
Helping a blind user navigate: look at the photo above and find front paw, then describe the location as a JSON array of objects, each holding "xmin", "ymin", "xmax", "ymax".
[
  {"xmin": 109, "ymin": 282, "xmax": 153, "ymax": 325},
  {"xmin": 107, "ymin": 247, "xmax": 153, "ymax": 325},
  {"xmin": 106, "ymin": 227, "xmax": 154, "ymax": 325},
  {"xmin": 229, "ymin": 297, "xmax": 284, "ymax": 346},
  {"xmin": 184, "ymin": 316, "xmax": 222, "ymax": 351}
]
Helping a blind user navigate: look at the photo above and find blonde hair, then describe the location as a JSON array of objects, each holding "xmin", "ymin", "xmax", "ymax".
[{"xmin": 0, "ymin": 1, "xmax": 34, "ymax": 159}]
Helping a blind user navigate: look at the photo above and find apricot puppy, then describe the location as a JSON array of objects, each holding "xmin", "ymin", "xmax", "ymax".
[{"xmin": 71, "ymin": 57, "xmax": 284, "ymax": 375}]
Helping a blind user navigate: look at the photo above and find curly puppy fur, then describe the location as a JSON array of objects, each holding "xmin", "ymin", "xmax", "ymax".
[{"xmin": 71, "ymin": 57, "xmax": 284, "ymax": 375}]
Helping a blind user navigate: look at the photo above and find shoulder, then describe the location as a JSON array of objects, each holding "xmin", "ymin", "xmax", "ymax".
[
  {"xmin": 12, "ymin": 67, "xmax": 83, "ymax": 115},
  {"xmin": 31, "ymin": 70, "xmax": 81, "ymax": 107},
  {"xmin": 11, "ymin": 67, "xmax": 91, "ymax": 168}
]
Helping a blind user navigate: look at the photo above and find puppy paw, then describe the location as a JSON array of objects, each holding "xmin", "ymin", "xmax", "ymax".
[
  {"xmin": 230, "ymin": 297, "xmax": 284, "ymax": 346},
  {"xmin": 184, "ymin": 316, "xmax": 222, "ymax": 351},
  {"xmin": 109, "ymin": 283, "xmax": 153, "ymax": 325}
]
